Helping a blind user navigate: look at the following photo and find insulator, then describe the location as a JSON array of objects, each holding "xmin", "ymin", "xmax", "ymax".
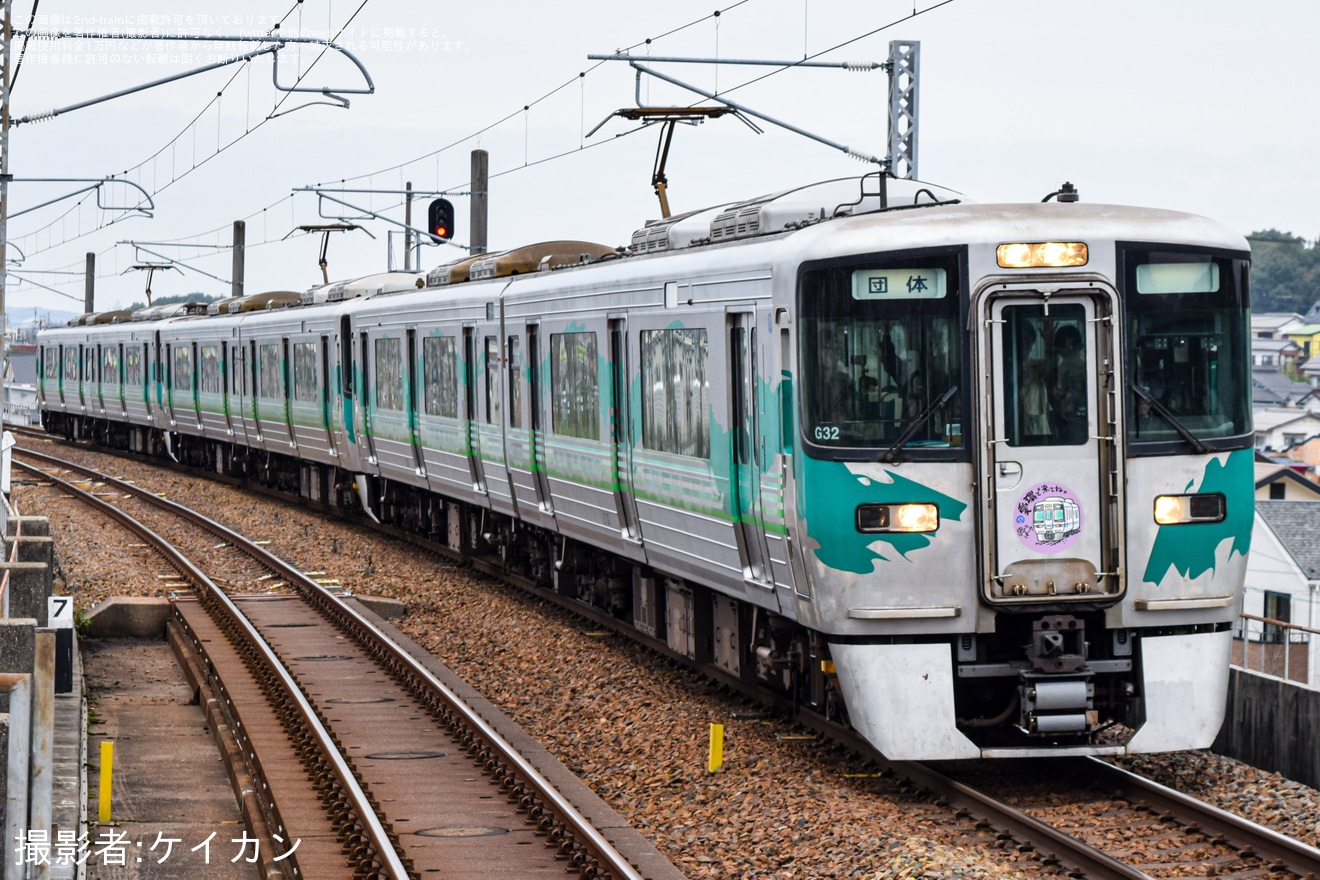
[
  {"xmin": 844, "ymin": 61, "xmax": 876, "ymax": 71},
  {"xmin": 845, "ymin": 148, "xmax": 873, "ymax": 163},
  {"xmin": 20, "ymin": 109, "xmax": 57, "ymax": 124}
]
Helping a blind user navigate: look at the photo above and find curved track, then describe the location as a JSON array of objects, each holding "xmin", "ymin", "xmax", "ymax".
[
  {"xmin": 17, "ymin": 429, "xmax": 1320, "ymax": 880},
  {"xmin": 16, "ymin": 447, "xmax": 682, "ymax": 880}
]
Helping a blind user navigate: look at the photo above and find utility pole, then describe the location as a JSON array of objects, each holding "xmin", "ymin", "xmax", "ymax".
[
  {"xmin": 84, "ymin": 253, "xmax": 95, "ymax": 314},
  {"xmin": 1, "ymin": 0, "xmax": 14, "ymax": 394},
  {"xmin": 231, "ymin": 220, "xmax": 245, "ymax": 298},
  {"xmin": 471, "ymin": 149, "xmax": 488, "ymax": 257},
  {"xmin": 404, "ymin": 181, "xmax": 413, "ymax": 271}
]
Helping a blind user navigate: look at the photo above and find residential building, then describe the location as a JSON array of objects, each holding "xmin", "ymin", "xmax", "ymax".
[
  {"xmin": 1246, "ymin": 502, "xmax": 1320, "ymax": 685},
  {"xmin": 1256, "ymin": 461, "xmax": 1320, "ymax": 500},
  {"xmin": 1255, "ymin": 408, "xmax": 1320, "ymax": 452},
  {"xmin": 1284, "ymin": 324, "xmax": 1320, "ymax": 361},
  {"xmin": 1252, "ymin": 337, "xmax": 1302, "ymax": 371},
  {"xmin": 1252, "ymin": 370, "xmax": 1317, "ymax": 408},
  {"xmin": 1252, "ymin": 311, "xmax": 1306, "ymax": 340}
]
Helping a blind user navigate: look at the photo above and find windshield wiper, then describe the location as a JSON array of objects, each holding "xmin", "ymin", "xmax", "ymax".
[
  {"xmin": 882, "ymin": 385, "xmax": 958, "ymax": 463},
  {"xmin": 1131, "ymin": 383, "xmax": 1209, "ymax": 454}
]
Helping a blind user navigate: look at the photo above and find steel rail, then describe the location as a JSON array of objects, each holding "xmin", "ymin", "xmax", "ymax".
[
  {"xmin": 15, "ymin": 446, "xmax": 648, "ymax": 880},
  {"xmin": 12, "ymin": 456, "xmax": 410, "ymax": 880},
  {"xmin": 1084, "ymin": 756, "xmax": 1320, "ymax": 876},
  {"xmin": 885, "ymin": 759, "xmax": 1151, "ymax": 880}
]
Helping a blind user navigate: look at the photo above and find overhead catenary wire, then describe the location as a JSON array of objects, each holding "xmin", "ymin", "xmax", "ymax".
[
  {"xmin": 13, "ymin": 0, "xmax": 307, "ymax": 252},
  {"xmin": 15, "ymin": 0, "xmax": 943, "ymax": 300}
]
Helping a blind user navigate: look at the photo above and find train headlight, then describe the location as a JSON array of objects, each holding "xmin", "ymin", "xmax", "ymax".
[
  {"xmin": 855, "ymin": 503, "xmax": 939, "ymax": 533},
  {"xmin": 996, "ymin": 241, "xmax": 1089, "ymax": 268},
  {"xmin": 1153, "ymin": 492, "xmax": 1226, "ymax": 525}
]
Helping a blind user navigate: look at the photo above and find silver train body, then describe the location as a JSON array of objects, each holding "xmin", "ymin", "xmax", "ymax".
[{"xmin": 38, "ymin": 177, "xmax": 1254, "ymax": 760}]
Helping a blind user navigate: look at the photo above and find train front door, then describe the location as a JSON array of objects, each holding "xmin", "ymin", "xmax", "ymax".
[{"xmin": 982, "ymin": 290, "xmax": 1121, "ymax": 604}]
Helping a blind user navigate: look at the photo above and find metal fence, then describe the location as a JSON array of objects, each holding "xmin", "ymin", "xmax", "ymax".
[{"xmin": 1232, "ymin": 612, "xmax": 1314, "ymax": 685}]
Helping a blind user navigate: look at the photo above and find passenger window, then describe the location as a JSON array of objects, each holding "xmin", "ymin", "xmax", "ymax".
[
  {"xmin": 422, "ymin": 336, "xmax": 458, "ymax": 418},
  {"xmin": 374, "ymin": 337, "xmax": 403, "ymax": 411},
  {"xmin": 640, "ymin": 328, "xmax": 709, "ymax": 458},
  {"xmin": 550, "ymin": 331, "xmax": 599, "ymax": 440}
]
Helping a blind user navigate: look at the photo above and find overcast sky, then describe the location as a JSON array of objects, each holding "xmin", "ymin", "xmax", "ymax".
[{"xmin": 4, "ymin": 0, "xmax": 1317, "ymax": 314}]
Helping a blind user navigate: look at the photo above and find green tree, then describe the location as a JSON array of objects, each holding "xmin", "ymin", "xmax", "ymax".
[{"xmin": 1248, "ymin": 231, "xmax": 1320, "ymax": 314}]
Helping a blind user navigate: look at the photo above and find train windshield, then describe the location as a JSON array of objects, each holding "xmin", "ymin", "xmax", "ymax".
[
  {"xmin": 1121, "ymin": 247, "xmax": 1251, "ymax": 448},
  {"xmin": 799, "ymin": 250, "xmax": 963, "ymax": 456}
]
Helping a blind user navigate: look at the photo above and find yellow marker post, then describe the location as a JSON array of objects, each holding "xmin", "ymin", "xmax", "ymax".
[
  {"xmin": 707, "ymin": 723, "xmax": 724, "ymax": 775},
  {"xmin": 98, "ymin": 741, "xmax": 114, "ymax": 822}
]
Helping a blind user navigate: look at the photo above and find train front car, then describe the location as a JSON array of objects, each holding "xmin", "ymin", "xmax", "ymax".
[{"xmin": 788, "ymin": 202, "xmax": 1252, "ymax": 760}]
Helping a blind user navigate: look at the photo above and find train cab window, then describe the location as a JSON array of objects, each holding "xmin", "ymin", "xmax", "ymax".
[
  {"xmin": 422, "ymin": 336, "xmax": 458, "ymax": 418},
  {"xmin": 507, "ymin": 336, "xmax": 523, "ymax": 429},
  {"xmin": 258, "ymin": 342, "xmax": 282, "ymax": 400},
  {"xmin": 103, "ymin": 346, "xmax": 120, "ymax": 385},
  {"xmin": 172, "ymin": 346, "xmax": 193, "ymax": 392},
  {"xmin": 44, "ymin": 348, "xmax": 59, "ymax": 380},
  {"xmin": 641, "ymin": 328, "xmax": 710, "ymax": 459},
  {"xmin": 550, "ymin": 331, "xmax": 599, "ymax": 440},
  {"xmin": 799, "ymin": 250, "xmax": 964, "ymax": 457},
  {"xmin": 374, "ymin": 337, "xmax": 404, "ymax": 411},
  {"xmin": 125, "ymin": 347, "xmax": 143, "ymax": 387},
  {"xmin": 1121, "ymin": 247, "xmax": 1250, "ymax": 448},
  {"xmin": 292, "ymin": 342, "xmax": 318, "ymax": 402},
  {"xmin": 483, "ymin": 336, "xmax": 501, "ymax": 425}
]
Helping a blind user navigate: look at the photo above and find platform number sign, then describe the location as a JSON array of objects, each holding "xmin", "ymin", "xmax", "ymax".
[{"xmin": 49, "ymin": 596, "xmax": 74, "ymax": 629}]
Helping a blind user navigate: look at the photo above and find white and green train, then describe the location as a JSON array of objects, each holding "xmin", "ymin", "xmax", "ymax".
[{"xmin": 39, "ymin": 176, "xmax": 1254, "ymax": 760}]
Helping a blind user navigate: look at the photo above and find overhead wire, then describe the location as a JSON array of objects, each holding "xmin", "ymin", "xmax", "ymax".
[
  {"xmin": 12, "ymin": 0, "xmax": 307, "ymax": 251},
  {"xmin": 18, "ymin": 0, "xmax": 940, "ymax": 298},
  {"xmin": 330, "ymin": 0, "xmax": 754, "ymax": 186}
]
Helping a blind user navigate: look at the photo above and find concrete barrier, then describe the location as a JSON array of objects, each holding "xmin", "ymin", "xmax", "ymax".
[
  {"xmin": 1213, "ymin": 667, "xmax": 1320, "ymax": 790},
  {"xmin": 82, "ymin": 597, "xmax": 172, "ymax": 639}
]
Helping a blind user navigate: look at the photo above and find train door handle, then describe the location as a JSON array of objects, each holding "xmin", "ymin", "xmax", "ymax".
[{"xmin": 998, "ymin": 461, "xmax": 1022, "ymax": 477}]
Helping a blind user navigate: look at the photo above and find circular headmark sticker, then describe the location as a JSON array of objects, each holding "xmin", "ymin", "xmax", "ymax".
[{"xmin": 1015, "ymin": 482, "xmax": 1083, "ymax": 554}]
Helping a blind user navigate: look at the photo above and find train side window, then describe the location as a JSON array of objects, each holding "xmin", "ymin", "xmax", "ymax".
[
  {"xmin": 484, "ymin": 336, "xmax": 500, "ymax": 425},
  {"xmin": 173, "ymin": 345, "xmax": 193, "ymax": 392},
  {"xmin": 640, "ymin": 328, "xmax": 709, "ymax": 459},
  {"xmin": 507, "ymin": 336, "xmax": 523, "ymax": 429},
  {"xmin": 125, "ymin": 346, "xmax": 142, "ymax": 387},
  {"xmin": 64, "ymin": 347, "xmax": 79, "ymax": 382},
  {"xmin": 258, "ymin": 342, "xmax": 281, "ymax": 400},
  {"xmin": 86, "ymin": 347, "xmax": 98, "ymax": 384},
  {"xmin": 231, "ymin": 346, "xmax": 243, "ymax": 395},
  {"xmin": 293, "ymin": 342, "xmax": 318, "ymax": 402},
  {"xmin": 422, "ymin": 336, "xmax": 458, "ymax": 418},
  {"xmin": 374, "ymin": 337, "xmax": 404, "ymax": 411},
  {"xmin": 44, "ymin": 347, "xmax": 59, "ymax": 380},
  {"xmin": 199, "ymin": 345, "xmax": 221, "ymax": 393},
  {"xmin": 550, "ymin": 331, "xmax": 599, "ymax": 440},
  {"xmin": 103, "ymin": 345, "xmax": 119, "ymax": 385}
]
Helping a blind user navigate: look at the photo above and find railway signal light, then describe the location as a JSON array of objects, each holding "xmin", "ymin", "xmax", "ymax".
[{"xmin": 428, "ymin": 198, "xmax": 455, "ymax": 243}]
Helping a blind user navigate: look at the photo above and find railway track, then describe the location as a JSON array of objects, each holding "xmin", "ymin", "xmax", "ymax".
[
  {"xmin": 930, "ymin": 757, "xmax": 1320, "ymax": 879},
  {"xmin": 15, "ymin": 447, "xmax": 684, "ymax": 880},
  {"xmin": 17, "ymin": 430, "xmax": 1320, "ymax": 879}
]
